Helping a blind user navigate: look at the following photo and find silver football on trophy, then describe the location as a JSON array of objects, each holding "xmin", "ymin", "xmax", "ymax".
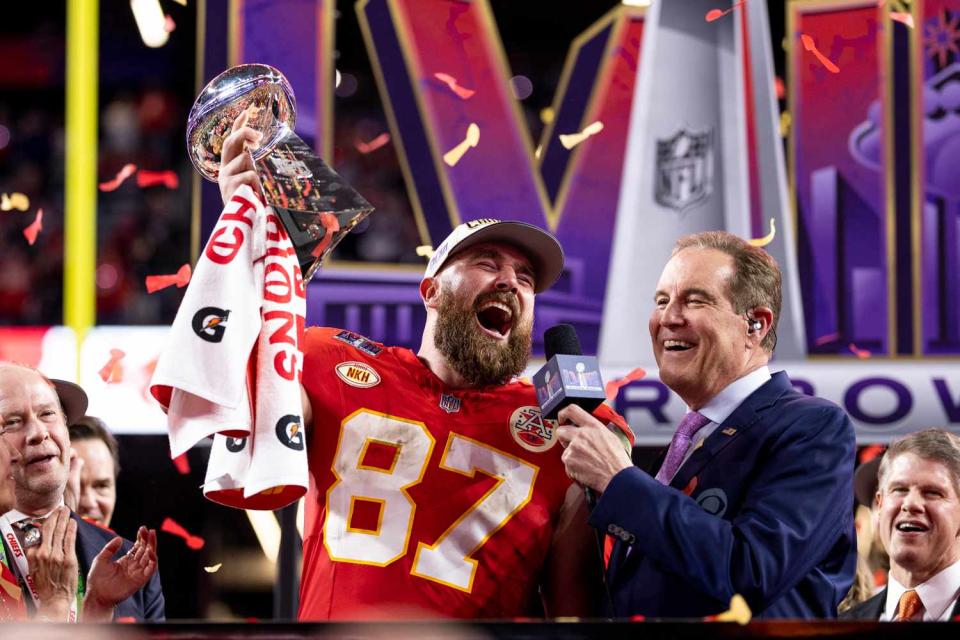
[
  {"xmin": 186, "ymin": 63, "xmax": 296, "ymax": 182},
  {"xmin": 186, "ymin": 63, "xmax": 374, "ymax": 280}
]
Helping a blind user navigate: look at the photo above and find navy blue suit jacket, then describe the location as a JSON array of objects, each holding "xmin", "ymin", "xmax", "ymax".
[
  {"xmin": 73, "ymin": 513, "xmax": 165, "ymax": 621},
  {"xmin": 589, "ymin": 371, "xmax": 857, "ymax": 618}
]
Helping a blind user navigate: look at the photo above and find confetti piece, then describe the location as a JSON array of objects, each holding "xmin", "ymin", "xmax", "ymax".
[
  {"xmin": 433, "ymin": 72, "xmax": 475, "ymax": 100},
  {"xmin": 442, "ymin": 123, "xmax": 480, "ymax": 167},
  {"xmin": 774, "ymin": 76, "xmax": 785, "ymax": 100},
  {"xmin": 23, "ymin": 209, "xmax": 43, "ymax": 246},
  {"xmin": 309, "ymin": 212, "xmax": 341, "ymax": 258},
  {"xmin": 98, "ymin": 348, "xmax": 126, "ymax": 383},
  {"xmin": 748, "ymin": 218, "xmax": 776, "ymax": 247},
  {"xmin": 145, "ymin": 263, "xmax": 192, "ymax": 293},
  {"xmin": 354, "ymin": 132, "xmax": 391, "ymax": 154},
  {"xmin": 712, "ymin": 594, "xmax": 752, "ymax": 624},
  {"xmin": 204, "ymin": 563, "xmax": 222, "ymax": 573},
  {"xmin": 161, "ymin": 517, "xmax": 205, "ymax": 550},
  {"xmin": 163, "ymin": 14, "xmax": 176, "ymax": 32},
  {"xmin": 814, "ymin": 332, "xmax": 839, "ymax": 346},
  {"xmin": 890, "ymin": 12, "xmax": 914, "ymax": 28},
  {"xmin": 540, "ymin": 107, "xmax": 555, "ymax": 125},
  {"xmin": 559, "ymin": 121, "xmax": 604, "ymax": 150},
  {"xmin": 172, "ymin": 0, "xmax": 187, "ymax": 5},
  {"xmin": 172, "ymin": 453, "xmax": 190, "ymax": 475},
  {"xmin": 604, "ymin": 367, "xmax": 646, "ymax": 403},
  {"xmin": 137, "ymin": 169, "xmax": 179, "ymax": 189},
  {"xmin": 705, "ymin": 0, "xmax": 745, "ymax": 22},
  {"xmin": 1, "ymin": 192, "xmax": 30, "ymax": 211},
  {"xmin": 779, "ymin": 111, "xmax": 791, "ymax": 138},
  {"xmin": 848, "ymin": 342, "xmax": 872, "ymax": 359},
  {"xmin": 415, "ymin": 245, "xmax": 434, "ymax": 258},
  {"xmin": 534, "ymin": 145, "xmax": 542, "ymax": 159},
  {"xmin": 859, "ymin": 444, "xmax": 885, "ymax": 464},
  {"xmin": 99, "ymin": 163, "xmax": 138, "ymax": 191},
  {"xmin": 800, "ymin": 34, "xmax": 840, "ymax": 73}
]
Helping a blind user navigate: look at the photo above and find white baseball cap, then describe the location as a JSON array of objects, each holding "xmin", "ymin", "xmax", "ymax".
[{"xmin": 423, "ymin": 219, "xmax": 564, "ymax": 293}]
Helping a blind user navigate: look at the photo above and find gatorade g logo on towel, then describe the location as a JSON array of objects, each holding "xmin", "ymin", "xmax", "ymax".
[
  {"xmin": 192, "ymin": 307, "xmax": 230, "ymax": 343},
  {"xmin": 225, "ymin": 437, "xmax": 246, "ymax": 453},
  {"xmin": 275, "ymin": 414, "xmax": 304, "ymax": 451}
]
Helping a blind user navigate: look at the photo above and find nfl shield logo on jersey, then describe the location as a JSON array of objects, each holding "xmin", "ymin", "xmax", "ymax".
[
  {"xmin": 509, "ymin": 406, "xmax": 558, "ymax": 453},
  {"xmin": 439, "ymin": 394, "xmax": 461, "ymax": 414},
  {"xmin": 655, "ymin": 127, "xmax": 714, "ymax": 213}
]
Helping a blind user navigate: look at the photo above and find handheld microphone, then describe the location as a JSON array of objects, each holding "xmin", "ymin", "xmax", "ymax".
[{"xmin": 533, "ymin": 324, "xmax": 606, "ymax": 420}]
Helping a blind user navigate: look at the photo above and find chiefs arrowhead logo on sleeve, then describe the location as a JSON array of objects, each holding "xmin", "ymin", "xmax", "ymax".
[{"xmin": 335, "ymin": 361, "xmax": 381, "ymax": 388}]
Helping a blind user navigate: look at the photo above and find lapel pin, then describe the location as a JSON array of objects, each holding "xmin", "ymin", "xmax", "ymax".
[{"xmin": 722, "ymin": 427, "xmax": 737, "ymax": 436}]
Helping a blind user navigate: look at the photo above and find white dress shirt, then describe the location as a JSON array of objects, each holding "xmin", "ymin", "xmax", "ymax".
[
  {"xmin": 667, "ymin": 365, "xmax": 772, "ymax": 481},
  {"xmin": 881, "ymin": 560, "xmax": 960, "ymax": 621}
]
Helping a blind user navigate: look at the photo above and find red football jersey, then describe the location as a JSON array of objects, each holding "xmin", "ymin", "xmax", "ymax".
[{"xmin": 298, "ymin": 327, "xmax": 573, "ymax": 620}]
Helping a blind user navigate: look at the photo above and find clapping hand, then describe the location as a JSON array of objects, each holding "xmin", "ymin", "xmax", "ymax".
[
  {"xmin": 84, "ymin": 526, "xmax": 158, "ymax": 621},
  {"xmin": 26, "ymin": 506, "xmax": 78, "ymax": 621}
]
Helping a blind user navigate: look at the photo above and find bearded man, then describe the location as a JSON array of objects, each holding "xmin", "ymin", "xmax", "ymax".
[{"xmin": 292, "ymin": 219, "xmax": 604, "ymax": 619}]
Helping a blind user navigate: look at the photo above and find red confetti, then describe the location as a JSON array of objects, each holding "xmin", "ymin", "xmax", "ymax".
[
  {"xmin": 98, "ymin": 348, "xmax": 126, "ymax": 383},
  {"xmin": 354, "ymin": 133, "xmax": 391, "ymax": 154},
  {"xmin": 604, "ymin": 367, "xmax": 646, "ymax": 403},
  {"xmin": 433, "ymin": 72, "xmax": 476, "ymax": 99},
  {"xmin": 22, "ymin": 208, "xmax": 43, "ymax": 246},
  {"xmin": 814, "ymin": 332, "xmax": 839, "ymax": 346},
  {"xmin": 145, "ymin": 263, "xmax": 192, "ymax": 293},
  {"xmin": 163, "ymin": 14, "xmax": 176, "ymax": 33},
  {"xmin": 775, "ymin": 76, "xmax": 785, "ymax": 100},
  {"xmin": 98, "ymin": 164, "xmax": 138, "ymax": 192},
  {"xmin": 172, "ymin": 453, "xmax": 191, "ymax": 475},
  {"xmin": 800, "ymin": 34, "xmax": 840, "ymax": 73},
  {"xmin": 682, "ymin": 476, "xmax": 698, "ymax": 497},
  {"xmin": 848, "ymin": 342, "xmax": 872, "ymax": 359},
  {"xmin": 859, "ymin": 444, "xmax": 885, "ymax": 464},
  {"xmin": 705, "ymin": 0, "xmax": 745, "ymax": 22},
  {"xmin": 137, "ymin": 169, "xmax": 179, "ymax": 189},
  {"xmin": 160, "ymin": 517, "xmax": 205, "ymax": 550},
  {"xmin": 310, "ymin": 212, "xmax": 341, "ymax": 258}
]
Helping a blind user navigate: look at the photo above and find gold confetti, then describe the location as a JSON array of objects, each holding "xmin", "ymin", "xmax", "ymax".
[
  {"xmin": 890, "ymin": 12, "xmax": 914, "ymax": 28},
  {"xmin": 1, "ymin": 192, "xmax": 30, "ymax": 211},
  {"xmin": 415, "ymin": 245, "xmax": 434, "ymax": 258},
  {"xmin": 779, "ymin": 111, "xmax": 791, "ymax": 138},
  {"xmin": 715, "ymin": 594, "xmax": 752, "ymax": 624},
  {"xmin": 559, "ymin": 121, "xmax": 604, "ymax": 150},
  {"xmin": 540, "ymin": 107, "xmax": 555, "ymax": 125},
  {"xmin": 172, "ymin": 0, "xmax": 187, "ymax": 5},
  {"xmin": 748, "ymin": 218, "xmax": 776, "ymax": 247},
  {"xmin": 534, "ymin": 145, "xmax": 542, "ymax": 159},
  {"xmin": 442, "ymin": 123, "xmax": 480, "ymax": 167},
  {"xmin": 204, "ymin": 563, "xmax": 223, "ymax": 573}
]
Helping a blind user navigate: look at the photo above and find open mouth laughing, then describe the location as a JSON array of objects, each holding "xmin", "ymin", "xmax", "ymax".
[{"xmin": 475, "ymin": 297, "xmax": 517, "ymax": 340}]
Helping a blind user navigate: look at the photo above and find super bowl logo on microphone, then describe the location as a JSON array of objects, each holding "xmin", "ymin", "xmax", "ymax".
[{"xmin": 509, "ymin": 406, "xmax": 558, "ymax": 453}]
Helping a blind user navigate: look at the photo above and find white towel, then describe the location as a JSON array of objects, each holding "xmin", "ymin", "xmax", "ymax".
[{"xmin": 150, "ymin": 185, "xmax": 307, "ymax": 510}]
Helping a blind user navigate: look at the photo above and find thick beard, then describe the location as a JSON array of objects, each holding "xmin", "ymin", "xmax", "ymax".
[{"xmin": 433, "ymin": 285, "xmax": 532, "ymax": 388}]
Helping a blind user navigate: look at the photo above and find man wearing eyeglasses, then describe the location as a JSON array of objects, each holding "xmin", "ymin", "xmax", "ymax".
[{"xmin": 0, "ymin": 362, "xmax": 164, "ymax": 621}]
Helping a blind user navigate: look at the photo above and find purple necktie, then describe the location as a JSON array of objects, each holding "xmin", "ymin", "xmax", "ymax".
[{"xmin": 655, "ymin": 411, "xmax": 711, "ymax": 484}]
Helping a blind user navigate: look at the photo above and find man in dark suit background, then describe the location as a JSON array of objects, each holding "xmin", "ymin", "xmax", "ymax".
[
  {"xmin": 558, "ymin": 231, "xmax": 856, "ymax": 618},
  {"xmin": 0, "ymin": 362, "xmax": 164, "ymax": 621},
  {"xmin": 842, "ymin": 429, "xmax": 960, "ymax": 621}
]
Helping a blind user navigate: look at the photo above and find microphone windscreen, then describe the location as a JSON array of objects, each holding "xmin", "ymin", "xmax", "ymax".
[{"xmin": 544, "ymin": 324, "xmax": 582, "ymax": 359}]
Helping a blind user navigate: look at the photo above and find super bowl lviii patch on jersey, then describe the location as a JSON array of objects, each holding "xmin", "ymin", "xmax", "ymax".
[
  {"xmin": 509, "ymin": 406, "xmax": 559, "ymax": 453},
  {"xmin": 336, "ymin": 361, "xmax": 381, "ymax": 388},
  {"xmin": 333, "ymin": 330, "xmax": 383, "ymax": 357}
]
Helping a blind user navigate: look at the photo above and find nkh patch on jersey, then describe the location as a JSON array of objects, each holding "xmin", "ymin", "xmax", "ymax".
[
  {"xmin": 335, "ymin": 362, "xmax": 381, "ymax": 388},
  {"xmin": 509, "ymin": 406, "xmax": 559, "ymax": 453}
]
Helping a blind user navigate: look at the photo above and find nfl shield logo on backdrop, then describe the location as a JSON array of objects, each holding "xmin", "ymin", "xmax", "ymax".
[{"xmin": 655, "ymin": 127, "xmax": 714, "ymax": 213}]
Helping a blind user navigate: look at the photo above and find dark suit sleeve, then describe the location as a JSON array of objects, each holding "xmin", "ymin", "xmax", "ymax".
[
  {"xmin": 589, "ymin": 404, "xmax": 855, "ymax": 612},
  {"xmin": 140, "ymin": 568, "xmax": 166, "ymax": 621}
]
